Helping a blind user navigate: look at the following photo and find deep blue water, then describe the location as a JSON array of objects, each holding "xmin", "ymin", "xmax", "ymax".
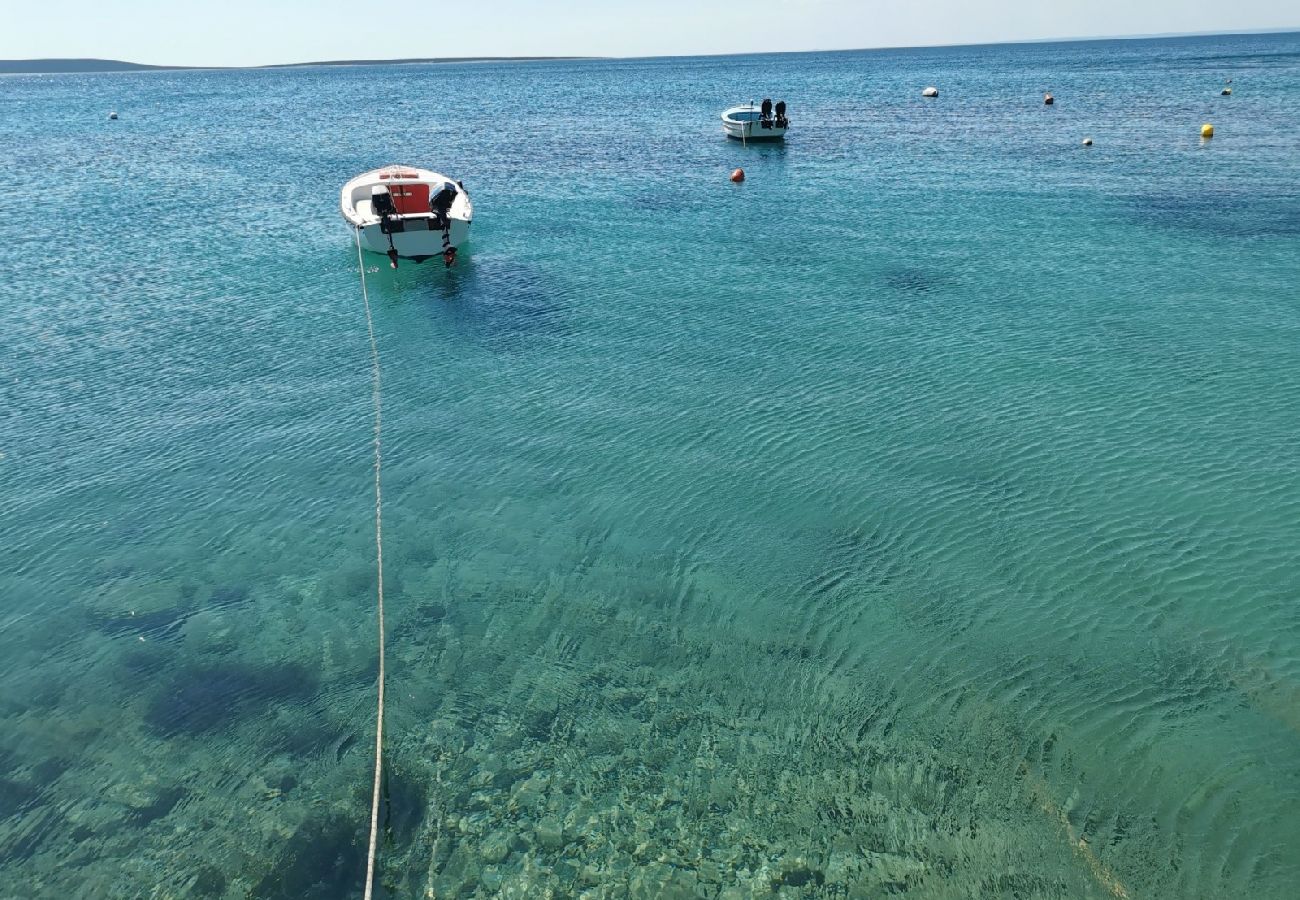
[{"xmin": 1, "ymin": 32, "xmax": 1299, "ymax": 898}]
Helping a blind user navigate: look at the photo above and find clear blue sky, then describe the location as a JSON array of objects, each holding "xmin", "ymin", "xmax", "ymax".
[{"xmin": 7, "ymin": 0, "xmax": 1296, "ymax": 65}]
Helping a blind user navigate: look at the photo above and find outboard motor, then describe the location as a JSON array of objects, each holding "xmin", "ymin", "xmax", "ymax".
[
  {"xmin": 775, "ymin": 100, "xmax": 788, "ymax": 128},
  {"xmin": 760, "ymin": 98, "xmax": 773, "ymax": 129},
  {"xmin": 429, "ymin": 182, "xmax": 457, "ymax": 229},
  {"xmin": 371, "ymin": 184, "xmax": 396, "ymax": 219}
]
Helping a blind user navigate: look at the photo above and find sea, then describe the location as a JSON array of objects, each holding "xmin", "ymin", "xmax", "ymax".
[{"xmin": 1, "ymin": 32, "xmax": 1298, "ymax": 899}]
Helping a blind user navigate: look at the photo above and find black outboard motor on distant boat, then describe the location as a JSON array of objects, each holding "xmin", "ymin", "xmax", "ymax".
[
  {"xmin": 369, "ymin": 184, "xmax": 401, "ymax": 267},
  {"xmin": 760, "ymin": 97, "xmax": 773, "ymax": 129},
  {"xmin": 429, "ymin": 182, "xmax": 457, "ymax": 229},
  {"xmin": 775, "ymin": 100, "xmax": 788, "ymax": 128},
  {"xmin": 371, "ymin": 184, "xmax": 396, "ymax": 222}
]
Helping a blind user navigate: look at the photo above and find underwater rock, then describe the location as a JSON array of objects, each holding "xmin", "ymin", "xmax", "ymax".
[
  {"xmin": 480, "ymin": 829, "xmax": 512, "ymax": 864},
  {"xmin": 93, "ymin": 606, "xmax": 192, "ymax": 643},
  {"xmin": 534, "ymin": 816, "xmax": 565, "ymax": 851},
  {"xmin": 426, "ymin": 718, "xmax": 468, "ymax": 752},
  {"xmin": 862, "ymin": 849, "xmax": 929, "ymax": 890},
  {"xmin": 144, "ymin": 661, "xmax": 316, "ymax": 736},
  {"xmin": 190, "ymin": 863, "xmax": 227, "ymax": 897},
  {"xmin": 181, "ymin": 609, "xmax": 235, "ymax": 652},
  {"xmin": 632, "ymin": 863, "xmax": 701, "ymax": 899},
  {"xmin": 0, "ymin": 777, "xmax": 40, "ymax": 819},
  {"xmin": 85, "ymin": 576, "xmax": 201, "ymax": 641},
  {"xmin": 511, "ymin": 771, "xmax": 550, "ymax": 807},
  {"xmin": 523, "ymin": 701, "xmax": 559, "ymax": 739},
  {"xmin": 381, "ymin": 764, "xmax": 427, "ymax": 844},
  {"xmin": 208, "ymin": 584, "xmax": 250, "ymax": 608},
  {"xmin": 252, "ymin": 813, "xmax": 364, "ymax": 899},
  {"xmin": 480, "ymin": 866, "xmax": 504, "ymax": 892},
  {"xmin": 126, "ymin": 784, "xmax": 187, "ymax": 826},
  {"xmin": 775, "ymin": 855, "xmax": 825, "ymax": 888},
  {"xmin": 31, "ymin": 756, "xmax": 71, "ymax": 785}
]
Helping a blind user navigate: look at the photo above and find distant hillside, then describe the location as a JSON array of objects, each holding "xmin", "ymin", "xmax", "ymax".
[
  {"xmin": 0, "ymin": 58, "xmax": 181, "ymax": 73},
  {"xmin": 0, "ymin": 56, "xmax": 582, "ymax": 75},
  {"xmin": 267, "ymin": 56, "xmax": 582, "ymax": 68}
]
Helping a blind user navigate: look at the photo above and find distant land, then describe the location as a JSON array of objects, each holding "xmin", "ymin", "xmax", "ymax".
[
  {"xmin": 2, "ymin": 29, "xmax": 1295, "ymax": 75},
  {"xmin": 1, "ymin": 58, "xmax": 178, "ymax": 73},
  {"xmin": 0, "ymin": 56, "xmax": 584, "ymax": 75}
]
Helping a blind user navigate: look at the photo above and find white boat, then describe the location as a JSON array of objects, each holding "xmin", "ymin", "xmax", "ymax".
[
  {"xmin": 721, "ymin": 99, "xmax": 789, "ymax": 141},
  {"xmin": 340, "ymin": 165, "xmax": 472, "ymax": 268}
]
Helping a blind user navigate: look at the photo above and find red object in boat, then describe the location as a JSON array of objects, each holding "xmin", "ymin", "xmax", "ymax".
[{"xmin": 389, "ymin": 183, "xmax": 431, "ymax": 215}]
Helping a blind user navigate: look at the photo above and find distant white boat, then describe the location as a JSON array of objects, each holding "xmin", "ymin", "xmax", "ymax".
[
  {"xmin": 721, "ymin": 99, "xmax": 789, "ymax": 141},
  {"xmin": 340, "ymin": 165, "xmax": 472, "ymax": 268}
]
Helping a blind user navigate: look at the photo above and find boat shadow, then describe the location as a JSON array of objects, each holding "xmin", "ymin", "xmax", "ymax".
[
  {"xmin": 726, "ymin": 138, "xmax": 791, "ymax": 160},
  {"xmin": 353, "ymin": 250, "xmax": 572, "ymax": 351}
]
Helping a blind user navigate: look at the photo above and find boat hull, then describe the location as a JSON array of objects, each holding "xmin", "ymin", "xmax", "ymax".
[
  {"xmin": 723, "ymin": 121, "xmax": 787, "ymax": 141},
  {"xmin": 357, "ymin": 217, "xmax": 471, "ymax": 261},
  {"xmin": 720, "ymin": 107, "xmax": 788, "ymax": 141}
]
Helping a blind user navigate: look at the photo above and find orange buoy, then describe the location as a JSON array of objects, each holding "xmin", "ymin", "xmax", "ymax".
[{"xmin": 730, "ymin": 168, "xmax": 745, "ymax": 183}]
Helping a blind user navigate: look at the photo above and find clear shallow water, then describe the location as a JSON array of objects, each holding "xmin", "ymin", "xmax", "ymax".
[{"xmin": 1, "ymin": 33, "xmax": 1299, "ymax": 898}]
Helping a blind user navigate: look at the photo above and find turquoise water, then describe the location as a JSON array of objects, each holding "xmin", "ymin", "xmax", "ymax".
[{"xmin": 2, "ymin": 32, "xmax": 1299, "ymax": 898}]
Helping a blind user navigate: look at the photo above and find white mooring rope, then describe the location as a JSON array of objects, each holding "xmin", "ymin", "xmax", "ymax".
[{"xmin": 354, "ymin": 227, "xmax": 387, "ymax": 900}]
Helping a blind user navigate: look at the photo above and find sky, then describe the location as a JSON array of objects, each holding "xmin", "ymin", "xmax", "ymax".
[{"xmin": 4, "ymin": 0, "xmax": 1297, "ymax": 66}]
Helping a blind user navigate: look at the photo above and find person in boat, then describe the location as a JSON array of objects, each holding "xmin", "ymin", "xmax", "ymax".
[{"xmin": 430, "ymin": 182, "xmax": 457, "ymax": 229}]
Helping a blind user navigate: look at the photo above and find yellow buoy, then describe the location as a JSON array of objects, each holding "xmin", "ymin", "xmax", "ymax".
[{"xmin": 1201, "ymin": 123, "xmax": 1215, "ymax": 139}]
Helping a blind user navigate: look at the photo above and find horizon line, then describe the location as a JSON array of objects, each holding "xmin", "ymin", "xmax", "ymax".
[{"xmin": 3, "ymin": 26, "xmax": 1297, "ymax": 73}]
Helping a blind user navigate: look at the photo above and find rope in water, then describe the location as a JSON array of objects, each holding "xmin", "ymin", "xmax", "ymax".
[{"xmin": 354, "ymin": 227, "xmax": 387, "ymax": 900}]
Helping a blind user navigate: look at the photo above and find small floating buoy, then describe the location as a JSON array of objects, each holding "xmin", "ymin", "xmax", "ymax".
[
  {"xmin": 1044, "ymin": 93, "xmax": 1054, "ymax": 105},
  {"xmin": 108, "ymin": 111, "xmax": 118, "ymax": 120},
  {"xmin": 730, "ymin": 168, "xmax": 745, "ymax": 183},
  {"xmin": 1082, "ymin": 137, "xmax": 1094, "ymax": 147},
  {"xmin": 1201, "ymin": 123, "xmax": 1214, "ymax": 139},
  {"xmin": 922, "ymin": 87, "xmax": 939, "ymax": 98}
]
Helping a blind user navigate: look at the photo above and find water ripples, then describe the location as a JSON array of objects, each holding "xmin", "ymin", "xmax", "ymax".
[{"xmin": 2, "ymin": 34, "xmax": 1300, "ymax": 898}]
